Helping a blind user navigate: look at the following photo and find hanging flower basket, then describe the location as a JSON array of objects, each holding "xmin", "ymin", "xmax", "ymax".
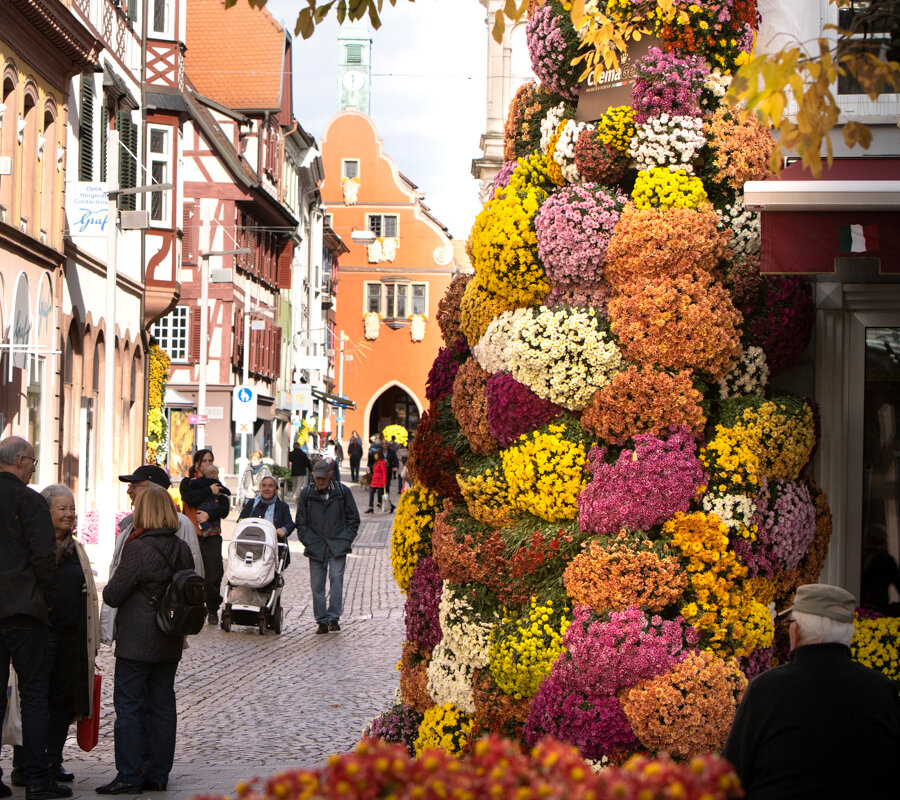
[
  {"xmin": 368, "ymin": 236, "xmax": 399, "ymax": 263},
  {"xmin": 410, "ymin": 313, "xmax": 427, "ymax": 342},
  {"xmin": 364, "ymin": 311, "xmax": 381, "ymax": 340},
  {"xmin": 342, "ymin": 175, "xmax": 360, "ymax": 205}
]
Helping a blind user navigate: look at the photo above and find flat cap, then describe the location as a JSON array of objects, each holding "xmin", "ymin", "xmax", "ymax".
[{"xmin": 780, "ymin": 583, "xmax": 856, "ymax": 623}]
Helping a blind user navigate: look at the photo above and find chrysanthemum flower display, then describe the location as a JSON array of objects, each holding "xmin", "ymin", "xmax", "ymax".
[
  {"xmin": 604, "ymin": 205, "xmax": 729, "ymax": 289},
  {"xmin": 377, "ymin": 0, "xmax": 841, "ymax": 766},
  {"xmin": 609, "ymin": 274, "xmax": 742, "ymax": 381},
  {"xmin": 852, "ymin": 615, "xmax": 900, "ymax": 688},
  {"xmin": 580, "ymin": 365, "xmax": 706, "ymax": 444},
  {"xmin": 578, "ymin": 429, "xmax": 707, "ymax": 537}
]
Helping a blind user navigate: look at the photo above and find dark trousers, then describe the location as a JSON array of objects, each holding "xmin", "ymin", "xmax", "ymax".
[
  {"xmin": 368, "ymin": 486, "xmax": 383, "ymax": 510},
  {"xmin": 0, "ymin": 615, "xmax": 50, "ymax": 784},
  {"xmin": 349, "ymin": 457, "xmax": 361, "ymax": 482},
  {"xmin": 197, "ymin": 534, "xmax": 224, "ymax": 612},
  {"xmin": 112, "ymin": 657, "xmax": 178, "ymax": 785},
  {"xmin": 12, "ymin": 627, "xmax": 77, "ymax": 770}
]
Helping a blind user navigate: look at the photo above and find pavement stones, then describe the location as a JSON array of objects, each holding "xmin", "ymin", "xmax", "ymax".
[{"xmin": 1, "ymin": 482, "xmax": 405, "ymax": 800}]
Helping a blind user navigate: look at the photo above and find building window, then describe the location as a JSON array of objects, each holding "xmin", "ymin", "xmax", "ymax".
[
  {"xmin": 151, "ymin": 305, "xmax": 189, "ymax": 362},
  {"xmin": 836, "ymin": 1, "xmax": 900, "ymax": 95},
  {"xmin": 324, "ymin": 213, "xmax": 333, "ymax": 228},
  {"xmin": 364, "ymin": 281, "xmax": 427, "ymax": 319},
  {"xmin": 151, "ymin": 0, "xmax": 169, "ymax": 35},
  {"xmin": 148, "ymin": 125, "xmax": 170, "ymax": 223},
  {"xmin": 342, "ymin": 159, "xmax": 359, "ymax": 179},
  {"xmin": 367, "ymin": 214, "xmax": 398, "ymax": 238}
]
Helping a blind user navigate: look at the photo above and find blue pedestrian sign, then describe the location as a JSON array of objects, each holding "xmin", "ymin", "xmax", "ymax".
[{"xmin": 232, "ymin": 384, "xmax": 258, "ymax": 424}]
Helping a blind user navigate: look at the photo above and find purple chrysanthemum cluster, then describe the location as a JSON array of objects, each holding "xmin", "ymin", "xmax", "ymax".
[
  {"xmin": 405, "ymin": 556, "xmax": 443, "ymax": 650},
  {"xmin": 425, "ymin": 338, "xmax": 470, "ymax": 402},
  {"xmin": 631, "ymin": 47, "xmax": 710, "ymax": 124},
  {"xmin": 525, "ymin": 0, "xmax": 581, "ymax": 101},
  {"xmin": 363, "ymin": 703, "xmax": 425, "ymax": 756},
  {"xmin": 743, "ymin": 275, "xmax": 815, "ymax": 377},
  {"xmin": 484, "ymin": 372, "xmax": 567, "ymax": 447},
  {"xmin": 490, "ymin": 160, "xmax": 519, "ymax": 201},
  {"xmin": 578, "ymin": 428, "xmax": 707, "ymax": 536},
  {"xmin": 534, "ymin": 184, "xmax": 626, "ymax": 297}
]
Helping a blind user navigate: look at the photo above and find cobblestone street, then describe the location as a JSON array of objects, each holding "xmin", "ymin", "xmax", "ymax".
[{"xmin": 6, "ymin": 484, "xmax": 404, "ymax": 800}]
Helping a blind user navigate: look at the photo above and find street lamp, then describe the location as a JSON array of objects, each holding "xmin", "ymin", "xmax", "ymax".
[{"xmin": 197, "ymin": 248, "xmax": 251, "ymax": 450}]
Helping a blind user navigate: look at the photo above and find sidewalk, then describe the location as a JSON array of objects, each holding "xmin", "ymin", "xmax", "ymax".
[{"xmin": 2, "ymin": 481, "xmax": 405, "ymax": 800}]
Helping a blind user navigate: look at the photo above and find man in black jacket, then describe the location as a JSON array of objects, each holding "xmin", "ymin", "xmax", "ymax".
[
  {"xmin": 0, "ymin": 436, "xmax": 69, "ymax": 800},
  {"xmin": 294, "ymin": 459, "xmax": 359, "ymax": 634},
  {"xmin": 288, "ymin": 442, "xmax": 312, "ymax": 504},
  {"xmin": 724, "ymin": 583, "xmax": 900, "ymax": 799}
]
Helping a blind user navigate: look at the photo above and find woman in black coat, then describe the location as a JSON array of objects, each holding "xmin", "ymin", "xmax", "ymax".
[
  {"xmin": 238, "ymin": 475, "xmax": 295, "ymax": 568},
  {"xmin": 96, "ymin": 487, "xmax": 194, "ymax": 795}
]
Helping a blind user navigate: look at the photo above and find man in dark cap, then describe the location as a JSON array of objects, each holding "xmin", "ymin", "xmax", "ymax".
[
  {"xmin": 294, "ymin": 458, "xmax": 359, "ymax": 634},
  {"xmin": 724, "ymin": 583, "xmax": 900, "ymax": 799},
  {"xmin": 99, "ymin": 465, "xmax": 203, "ymax": 645}
]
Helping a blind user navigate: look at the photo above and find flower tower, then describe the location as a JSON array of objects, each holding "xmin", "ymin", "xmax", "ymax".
[{"xmin": 379, "ymin": 0, "xmax": 837, "ymax": 763}]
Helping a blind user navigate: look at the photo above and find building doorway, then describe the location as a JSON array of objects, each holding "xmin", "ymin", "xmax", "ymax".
[{"xmin": 368, "ymin": 385, "xmax": 420, "ymax": 443}]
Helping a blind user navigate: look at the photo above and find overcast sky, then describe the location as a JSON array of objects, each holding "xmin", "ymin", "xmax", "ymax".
[{"xmin": 265, "ymin": 0, "xmax": 490, "ymax": 240}]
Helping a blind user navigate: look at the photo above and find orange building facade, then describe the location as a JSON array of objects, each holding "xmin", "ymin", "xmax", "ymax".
[{"xmin": 321, "ymin": 112, "xmax": 462, "ymax": 447}]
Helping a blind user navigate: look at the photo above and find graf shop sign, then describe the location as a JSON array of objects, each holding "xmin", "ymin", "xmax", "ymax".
[
  {"xmin": 575, "ymin": 35, "xmax": 658, "ymax": 123},
  {"xmin": 66, "ymin": 182, "xmax": 110, "ymax": 237},
  {"xmin": 36, "ymin": 274, "xmax": 53, "ymax": 350},
  {"xmin": 12, "ymin": 273, "xmax": 31, "ymax": 370}
]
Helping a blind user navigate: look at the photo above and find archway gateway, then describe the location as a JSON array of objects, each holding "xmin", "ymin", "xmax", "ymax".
[{"xmin": 367, "ymin": 385, "xmax": 420, "ymax": 443}]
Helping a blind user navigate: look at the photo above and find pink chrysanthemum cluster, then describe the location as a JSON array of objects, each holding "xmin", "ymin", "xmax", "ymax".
[{"xmin": 631, "ymin": 47, "xmax": 710, "ymax": 124}]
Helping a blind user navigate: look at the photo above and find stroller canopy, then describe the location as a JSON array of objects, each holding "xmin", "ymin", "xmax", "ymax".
[{"xmin": 226, "ymin": 518, "xmax": 279, "ymax": 588}]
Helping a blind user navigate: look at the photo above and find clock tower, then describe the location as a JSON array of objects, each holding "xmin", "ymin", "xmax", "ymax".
[{"xmin": 337, "ymin": 20, "xmax": 372, "ymax": 115}]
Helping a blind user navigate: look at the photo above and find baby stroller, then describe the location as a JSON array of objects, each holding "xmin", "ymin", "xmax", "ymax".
[{"xmin": 221, "ymin": 518, "xmax": 288, "ymax": 635}]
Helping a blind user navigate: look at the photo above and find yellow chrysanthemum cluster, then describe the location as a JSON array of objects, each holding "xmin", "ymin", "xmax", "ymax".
[
  {"xmin": 381, "ymin": 424, "xmax": 408, "ymax": 447},
  {"xmin": 700, "ymin": 425, "xmax": 761, "ymax": 497},
  {"xmin": 852, "ymin": 616, "xmax": 900, "ymax": 686},
  {"xmin": 632, "ymin": 168, "xmax": 709, "ymax": 210},
  {"xmin": 456, "ymin": 465, "xmax": 519, "ymax": 529},
  {"xmin": 470, "ymin": 185, "xmax": 550, "ymax": 307},
  {"xmin": 665, "ymin": 512, "xmax": 770, "ymax": 657},
  {"xmin": 413, "ymin": 703, "xmax": 474, "ymax": 757},
  {"xmin": 596, "ymin": 105, "xmax": 635, "ymax": 153},
  {"xmin": 731, "ymin": 400, "xmax": 815, "ymax": 481},
  {"xmin": 501, "ymin": 423, "xmax": 587, "ymax": 522},
  {"xmin": 506, "ymin": 151, "xmax": 557, "ymax": 197},
  {"xmin": 489, "ymin": 597, "xmax": 570, "ymax": 700},
  {"xmin": 390, "ymin": 483, "xmax": 441, "ymax": 593},
  {"xmin": 459, "ymin": 279, "xmax": 516, "ymax": 348},
  {"xmin": 146, "ymin": 343, "xmax": 170, "ymax": 465}
]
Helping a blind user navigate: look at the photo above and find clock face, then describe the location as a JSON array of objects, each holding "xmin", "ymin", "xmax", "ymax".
[{"xmin": 343, "ymin": 70, "xmax": 365, "ymax": 91}]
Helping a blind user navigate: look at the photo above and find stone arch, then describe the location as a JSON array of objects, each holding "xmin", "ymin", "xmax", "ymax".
[
  {"xmin": 363, "ymin": 380, "xmax": 423, "ymax": 444},
  {"xmin": 0, "ymin": 64, "xmax": 19, "ymax": 216},
  {"xmin": 20, "ymin": 81, "xmax": 39, "ymax": 234}
]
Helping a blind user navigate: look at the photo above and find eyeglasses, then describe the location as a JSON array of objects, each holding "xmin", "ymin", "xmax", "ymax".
[{"xmin": 21, "ymin": 456, "xmax": 38, "ymax": 467}]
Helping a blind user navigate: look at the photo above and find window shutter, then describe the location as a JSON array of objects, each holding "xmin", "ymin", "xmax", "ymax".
[
  {"xmin": 274, "ymin": 326, "xmax": 282, "ymax": 379},
  {"xmin": 126, "ymin": 0, "xmax": 138, "ymax": 24},
  {"xmin": 79, "ymin": 75, "xmax": 93, "ymax": 181},
  {"xmin": 232, "ymin": 306, "xmax": 244, "ymax": 367},
  {"xmin": 276, "ymin": 241, "xmax": 293, "ymax": 290},
  {"xmin": 188, "ymin": 306, "xmax": 201, "ymax": 363},
  {"xmin": 182, "ymin": 203, "xmax": 197, "ymax": 265},
  {"xmin": 99, "ymin": 105, "xmax": 108, "ymax": 182},
  {"xmin": 116, "ymin": 111, "xmax": 137, "ymax": 210}
]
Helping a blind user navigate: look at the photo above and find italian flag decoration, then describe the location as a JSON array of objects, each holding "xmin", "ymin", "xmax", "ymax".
[{"xmin": 839, "ymin": 223, "xmax": 880, "ymax": 254}]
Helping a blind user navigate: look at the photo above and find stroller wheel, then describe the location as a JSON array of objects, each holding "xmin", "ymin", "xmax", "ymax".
[
  {"xmin": 270, "ymin": 602, "xmax": 284, "ymax": 634},
  {"xmin": 258, "ymin": 608, "xmax": 267, "ymax": 636},
  {"xmin": 220, "ymin": 611, "xmax": 232, "ymax": 632}
]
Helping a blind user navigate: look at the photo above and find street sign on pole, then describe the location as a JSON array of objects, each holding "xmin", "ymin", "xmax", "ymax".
[
  {"xmin": 188, "ymin": 414, "xmax": 208, "ymax": 425},
  {"xmin": 235, "ymin": 421, "xmax": 253, "ymax": 435},
  {"xmin": 232, "ymin": 384, "xmax": 257, "ymax": 424},
  {"xmin": 291, "ymin": 385, "xmax": 313, "ymax": 415}
]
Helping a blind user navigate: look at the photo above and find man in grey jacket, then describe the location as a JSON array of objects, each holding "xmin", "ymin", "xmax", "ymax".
[
  {"xmin": 294, "ymin": 459, "xmax": 360, "ymax": 634},
  {"xmin": 100, "ymin": 465, "xmax": 203, "ymax": 645}
]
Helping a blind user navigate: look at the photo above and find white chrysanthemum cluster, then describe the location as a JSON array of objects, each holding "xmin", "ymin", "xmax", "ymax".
[
  {"xmin": 425, "ymin": 641, "xmax": 476, "ymax": 713},
  {"xmin": 702, "ymin": 492, "xmax": 758, "ymax": 534},
  {"xmin": 438, "ymin": 582, "xmax": 497, "ymax": 669},
  {"xmin": 717, "ymin": 346, "xmax": 769, "ymax": 400},
  {"xmin": 628, "ymin": 114, "xmax": 706, "ymax": 173},
  {"xmin": 718, "ymin": 200, "xmax": 761, "ymax": 256},
  {"xmin": 474, "ymin": 306, "xmax": 623, "ymax": 410},
  {"xmin": 553, "ymin": 119, "xmax": 594, "ymax": 184},
  {"xmin": 702, "ymin": 69, "xmax": 733, "ymax": 108},
  {"xmin": 540, "ymin": 102, "xmax": 569, "ymax": 154}
]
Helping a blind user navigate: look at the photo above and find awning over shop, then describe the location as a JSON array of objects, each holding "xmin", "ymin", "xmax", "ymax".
[
  {"xmin": 744, "ymin": 158, "xmax": 900, "ymax": 275},
  {"xmin": 164, "ymin": 388, "xmax": 195, "ymax": 407},
  {"xmin": 312, "ymin": 388, "xmax": 355, "ymax": 410}
]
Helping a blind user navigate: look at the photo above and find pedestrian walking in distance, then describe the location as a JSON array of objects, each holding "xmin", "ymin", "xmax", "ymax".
[
  {"xmin": 0, "ymin": 436, "xmax": 69, "ymax": 800},
  {"xmin": 288, "ymin": 442, "xmax": 312, "ymax": 503},
  {"xmin": 724, "ymin": 583, "xmax": 900, "ymax": 799},
  {"xmin": 294, "ymin": 459, "xmax": 359, "ymax": 634}
]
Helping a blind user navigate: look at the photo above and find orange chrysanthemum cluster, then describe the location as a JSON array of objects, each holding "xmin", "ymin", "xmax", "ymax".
[
  {"xmin": 580, "ymin": 365, "xmax": 706, "ymax": 444},
  {"xmin": 703, "ymin": 108, "xmax": 777, "ymax": 191},
  {"xmin": 451, "ymin": 358, "xmax": 498, "ymax": 455}
]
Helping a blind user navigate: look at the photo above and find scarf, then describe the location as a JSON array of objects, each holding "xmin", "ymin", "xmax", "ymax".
[
  {"xmin": 55, "ymin": 533, "xmax": 77, "ymax": 565},
  {"xmin": 252, "ymin": 495, "xmax": 277, "ymax": 523}
]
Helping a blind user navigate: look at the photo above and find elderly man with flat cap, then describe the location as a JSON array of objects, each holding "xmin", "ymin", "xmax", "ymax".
[
  {"xmin": 294, "ymin": 458, "xmax": 359, "ymax": 634},
  {"xmin": 99, "ymin": 465, "xmax": 204, "ymax": 645},
  {"xmin": 724, "ymin": 583, "xmax": 900, "ymax": 799}
]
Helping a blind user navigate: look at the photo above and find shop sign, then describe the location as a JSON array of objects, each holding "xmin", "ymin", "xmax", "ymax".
[
  {"xmin": 575, "ymin": 35, "xmax": 657, "ymax": 123},
  {"xmin": 66, "ymin": 182, "xmax": 110, "ymax": 237},
  {"xmin": 291, "ymin": 385, "xmax": 313, "ymax": 414},
  {"xmin": 36, "ymin": 274, "xmax": 53, "ymax": 350},
  {"xmin": 12, "ymin": 273, "xmax": 31, "ymax": 370}
]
